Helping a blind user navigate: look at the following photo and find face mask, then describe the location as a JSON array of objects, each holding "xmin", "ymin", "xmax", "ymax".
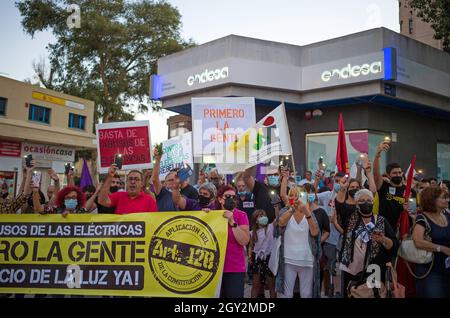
[
  {"xmin": 357, "ymin": 202, "xmax": 374, "ymax": 217},
  {"xmin": 307, "ymin": 194, "xmax": 316, "ymax": 203},
  {"xmin": 64, "ymin": 199, "xmax": 78, "ymax": 210},
  {"xmin": 268, "ymin": 176, "xmax": 279, "ymax": 187},
  {"xmin": 198, "ymin": 195, "xmax": 210, "ymax": 208},
  {"xmin": 224, "ymin": 197, "xmax": 236, "ymax": 211},
  {"xmin": 257, "ymin": 216, "xmax": 269, "ymax": 226},
  {"xmin": 110, "ymin": 186, "xmax": 119, "ymax": 193},
  {"xmin": 348, "ymin": 189, "xmax": 359, "ymax": 198},
  {"xmin": 334, "ymin": 183, "xmax": 341, "ymax": 193},
  {"xmin": 238, "ymin": 191, "xmax": 247, "ymax": 197},
  {"xmin": 288, "ymin": 182, "xmax": 296, "ymax": 189},
  {"xmin": 391, "ymin": 176, "xmax": 403, "ymax": 185}
]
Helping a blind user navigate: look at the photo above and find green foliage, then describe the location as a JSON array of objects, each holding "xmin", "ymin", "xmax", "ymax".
[
  {"xmin": 16, "ymin": 0, "xmax": 195, "ymax": 123},
  {"xmin": 408, "ymin": 0, "xmax": 450, "ymax": 52}
]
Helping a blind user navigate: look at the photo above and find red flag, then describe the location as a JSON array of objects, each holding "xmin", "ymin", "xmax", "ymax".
[{"xmin": 336, "ymin": 113, "xmax": 349, "ymax": 174}]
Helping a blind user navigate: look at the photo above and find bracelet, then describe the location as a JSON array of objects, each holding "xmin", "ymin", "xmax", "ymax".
[
  {"xmin": 306, "ymin": 215, "xmax": 312, "ymax": 219},
  {"xmin": 436, "ymin": 245, "xmax": 441, "ymax": 253}
]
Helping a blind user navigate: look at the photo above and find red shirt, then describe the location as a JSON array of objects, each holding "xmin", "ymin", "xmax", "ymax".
[{"xmin": 109, "ymin": 191, "xmax": 158, "ymax": 215}]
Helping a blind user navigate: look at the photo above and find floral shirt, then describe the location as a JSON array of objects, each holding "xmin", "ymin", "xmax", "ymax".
[{"xmin": 0, "ymin": 193, "xmax": 28, "ymax": 214}]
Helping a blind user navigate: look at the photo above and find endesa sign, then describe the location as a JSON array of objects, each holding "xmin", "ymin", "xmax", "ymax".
[{"xmin": 96, "ymin": 120, "xmax": 152, "ymax": 173}]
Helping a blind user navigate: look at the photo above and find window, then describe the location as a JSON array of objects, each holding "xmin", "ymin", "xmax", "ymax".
[
  {"xmin": 68, "ymin": 113, "xmax": 86, "ymax": 130},
  {"xmin": 306, "ymin": 130, "xmax": 387, "ymax": 176},
  {"xmin": 409, "ymin": 18, "xmax": 414, "ymax": 34},
  {"xmin": 437, "ymin": 142, "xmax": 450, "ymax": 180},
  {"xmin": 0, "ymin": 97, "xmax": 6, "ymax": 115},
  {"xmin": 28, "ymin": 104, "xmax": 50, "ymax": 124}
]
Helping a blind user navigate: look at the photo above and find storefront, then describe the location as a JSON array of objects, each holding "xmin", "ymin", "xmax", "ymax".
[
  {"xmin": 0, "ymin": 139, "xmax": 22, "ymax": 198},
  {"xmin": 151, "ymin": 27, "xmax": 450, "ymax": 178}
]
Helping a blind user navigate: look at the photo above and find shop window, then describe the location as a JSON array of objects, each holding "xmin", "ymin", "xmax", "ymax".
[
  {"xmin": 0, "ymin": 97, "xmax": 6, "ymax": 116},
  {"xmin": 68, "ymin": 113, "xmax": 86, "ymax": 130},
  {"xmin": 28, "ymin": 104, "xmax": 50, "ymax": 124},
  {"xmin": 437, "ymin": 142, "xmax": 450, "ymax": 180},
  {"xmin": 306, "ymin": 131, "xmax": 387, "ymax": 175}
]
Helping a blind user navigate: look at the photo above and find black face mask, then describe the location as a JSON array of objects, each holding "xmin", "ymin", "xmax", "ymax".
[
  {"xmin": 224, "ymin": 197, "xmax": 236, "ymax": 211},
  {"xmin": 110, "ymin": 186, "xmax": 119, "ymax": 193},
  {"xmin": 198, "ymin": 195, "xmax": 211, "ymax": 208},
  {"xmin": 391, "ymin": 176, "xmax": 403, "ymax": 185},
  {"xmin": 348, "ymin": 189, "xmax": 359, "ymax": 198},
  {"xmin": 357, "ymin": 202, "xmax": 374, "ymax": 217}
]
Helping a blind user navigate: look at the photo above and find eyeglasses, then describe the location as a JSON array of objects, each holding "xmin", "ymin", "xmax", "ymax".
[
  {"xmin": 223, "ymin": 194, "xmax": 236, "ymax": 200},
  {"xmin": 127, "ymin": 177, "xmax": 142, "ymax": 182}
]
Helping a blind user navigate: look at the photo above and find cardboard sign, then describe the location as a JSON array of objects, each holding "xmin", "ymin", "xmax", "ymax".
[
  {"xmin": 159, "ymin": 132, "xmax": 193, "ymax": 179},
  {"xmin": 96, "ymin": 121, "xmax": 152, "ymax": 173},
  {"xmin": 192, "ymin": 97, "xmax": 255, "ymax": 163}
]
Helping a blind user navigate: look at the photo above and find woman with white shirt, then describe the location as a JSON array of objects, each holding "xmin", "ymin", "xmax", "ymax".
[
  {"xmin": 275, "ymin": 187, "xmax": 320, "ymax": 298},
  {"xmin": 248, "ymin": 209, "xmax": 276, "ymax": 298}
]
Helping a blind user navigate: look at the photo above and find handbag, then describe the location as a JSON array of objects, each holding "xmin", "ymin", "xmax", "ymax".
[
  {"xmin": 398, "ymin": 214, "xmax": 434, "ymax": 279},
  {"xmin": 268, "ymin": 235, "xmax": 281, "ymax": 276},
  {"xmin": 386, "ymin": 262, "xmax": 405, "ymax": 298},
  {"xmin": 348, "ymin": 277, "xmax": 387, "ymax": 298}
]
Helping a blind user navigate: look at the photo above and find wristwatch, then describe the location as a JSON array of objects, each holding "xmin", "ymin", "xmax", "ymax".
[
  {"xmin": 231, "ymin": 222, "xmax": 238, "ymax": 228},
  {"xmin": 436, "ymin": 245, "xmax": 441, "ymax": 253}
]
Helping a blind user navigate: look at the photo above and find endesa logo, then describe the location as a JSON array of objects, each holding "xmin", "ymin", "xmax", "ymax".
[
  {"xmin": 321, "ymin": 61, "xmax": 382, "ymax": 82},
  {"xmin": 187, "ymin": 67, "xmax": 229, "ymax": 86}
]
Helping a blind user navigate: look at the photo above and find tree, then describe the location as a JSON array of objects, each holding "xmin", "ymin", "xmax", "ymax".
[
  {"xmin": 16, "ymin": 0, "xmax": 194, "ymax": 123},
  {"xmin": 408, "ymin": 0, "xmax": 450, "ymax": 52}
]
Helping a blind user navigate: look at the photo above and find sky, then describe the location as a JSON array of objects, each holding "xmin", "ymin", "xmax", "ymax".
[{"xmin": 0, "ymin": 0, "xmax": 400, "ymax": 143}]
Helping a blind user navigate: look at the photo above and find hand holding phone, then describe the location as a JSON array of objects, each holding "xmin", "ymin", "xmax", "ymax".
[
  {"xmin": 32, "ymin": 171, "xmax": 42, "ymax": 188},
  {"xmin": 299, "ymin": 191, "xmax": 308, "ymax": 205},
  {"xmin": 114, "ymin": 154, "xmax": 123, "ymax": 170},
  {"xmin": 65, "ymin": 163, "xmax": 74, "ymax": 175}
]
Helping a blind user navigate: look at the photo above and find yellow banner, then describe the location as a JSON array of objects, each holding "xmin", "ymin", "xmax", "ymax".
[
  {"xmin": 32, "ymin": 92, "xmax": 66, "ymax": 106},
  {"xmin": 0, "ymin": 211, "xmax": 228, "ymax": 297}
]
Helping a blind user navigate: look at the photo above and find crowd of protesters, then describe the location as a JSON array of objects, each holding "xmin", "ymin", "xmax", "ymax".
[{"xmin": 1, "ymin": 139, "xmax": 449, "ymax": 299}]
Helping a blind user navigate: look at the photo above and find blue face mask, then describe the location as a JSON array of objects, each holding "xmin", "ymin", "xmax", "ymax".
[
  {"xmin": 64, "ymin": 199, "xmax": 78, "ymax": 210},
  {"xmin": 307, "ymin": 194, "xmax": 316, "ymax": 203},
  {"xmin": 268, "ymin": 176, "xmax": 279, "ymax": 186},
  {"xmin": 257, "ymin": 216, "xmax": 269, "ymax": 226},
  {"xmin": 334, "ymin": 183, "xmax": 341, "ymax": 193},
  {"xmin": 238, "ymin": 191, "xmax": 247, "ymax": 196}
]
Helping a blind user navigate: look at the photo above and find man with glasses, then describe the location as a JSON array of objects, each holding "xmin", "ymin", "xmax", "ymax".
[{"xmin": 98, "ymin": 164, "xmax": 158, "ymax": 214}]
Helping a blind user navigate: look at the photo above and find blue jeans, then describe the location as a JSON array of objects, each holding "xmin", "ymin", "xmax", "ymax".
[{"xmin": 416, "ymin": 266, "xmax": 450, "ymax": 298}]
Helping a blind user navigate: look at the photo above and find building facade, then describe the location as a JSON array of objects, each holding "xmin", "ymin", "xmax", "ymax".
[
  {"xmin": 151, "ymin": 28, "xmax": 450, "ymax": 180},
  {"xmin": 0, "ymin": 76, "xmax": 96, "ymax": 197},
  {"xmin": 399, "ymin": 0, "xmax": 444, "ymax": 51}
]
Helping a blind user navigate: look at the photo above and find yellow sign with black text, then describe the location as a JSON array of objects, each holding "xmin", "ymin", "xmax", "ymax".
[{"xmin": 0, "ymin": 211, "xmax": 227, "ymax": 297}]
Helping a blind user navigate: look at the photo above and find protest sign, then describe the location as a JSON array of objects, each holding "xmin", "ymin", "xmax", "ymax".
[
  {"xmin": 96, "ymin": 121, "xmax": 152, "ymax": 173},
  {"xmin": 216, "ymin": 103, "xmax": 292, "ymax": 174},
  {"xmin": 0, "ymin": 211, "xmax": 227, "ymax": 297},
  {"xmin": 192, "ymin": 97, "xmax": 255, "ymax": 163},
  {"xmin": 159, "ymin": 132, "xmax": 193, "ymax": 179}
]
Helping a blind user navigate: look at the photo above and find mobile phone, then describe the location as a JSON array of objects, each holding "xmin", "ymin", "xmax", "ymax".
[
  {"xmin": 32, "ymin": 171, "xmax": 42, "ymax": 187},
  {"xmin": 408, "ymin": 198, "xmax": 417, "ymax": 214},
  {"xmin": 384, "ymin": 136, "xmax": 391, "ymax": 144},
  {"xmin": 299, "ymin": 191, "xmax": 308, "ymax": 205},
  {"xmin": 177, "ymin": 165, "xmax": 193, "ymax": 182},
  {"xmin": 24, "ymin": 154, "xmax": 33, "ymax": 167},
  {"xmin": 114, "ymin": 154, "xmax": 123, "ymax": 170},
  {"xmin": 64, "ymin": 163, "xmax": 73, "ymax": 174},
  {"xmin": 318, "ymin": 156, "xmax": 324, "ymax": 165}
]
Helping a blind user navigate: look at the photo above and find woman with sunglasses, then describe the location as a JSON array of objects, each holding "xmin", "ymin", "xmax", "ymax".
[{"xmin": 216, "ymin": 185, "xmax": 250, "ymax": 298}]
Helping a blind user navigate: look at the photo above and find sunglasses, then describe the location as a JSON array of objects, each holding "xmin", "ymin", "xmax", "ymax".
[{"xmin": 223, "ymin": 194, "xmax": 236, "ymax": 200}]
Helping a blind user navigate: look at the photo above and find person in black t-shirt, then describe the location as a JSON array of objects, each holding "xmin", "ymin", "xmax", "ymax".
[
  {"xmin": 236, "ymin": 178, "xmax": 256, "ymax": 224},
  {"xmin": 242, "ymin": 166, "xmax": 276, "ymax": 223},
  {"xmin": 373, "ymin": 140, "xmax": 406, "ymax": 230},
  {"xmin": 180, "ymin": 179, "xmax": 199, "ymax": 200}
]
